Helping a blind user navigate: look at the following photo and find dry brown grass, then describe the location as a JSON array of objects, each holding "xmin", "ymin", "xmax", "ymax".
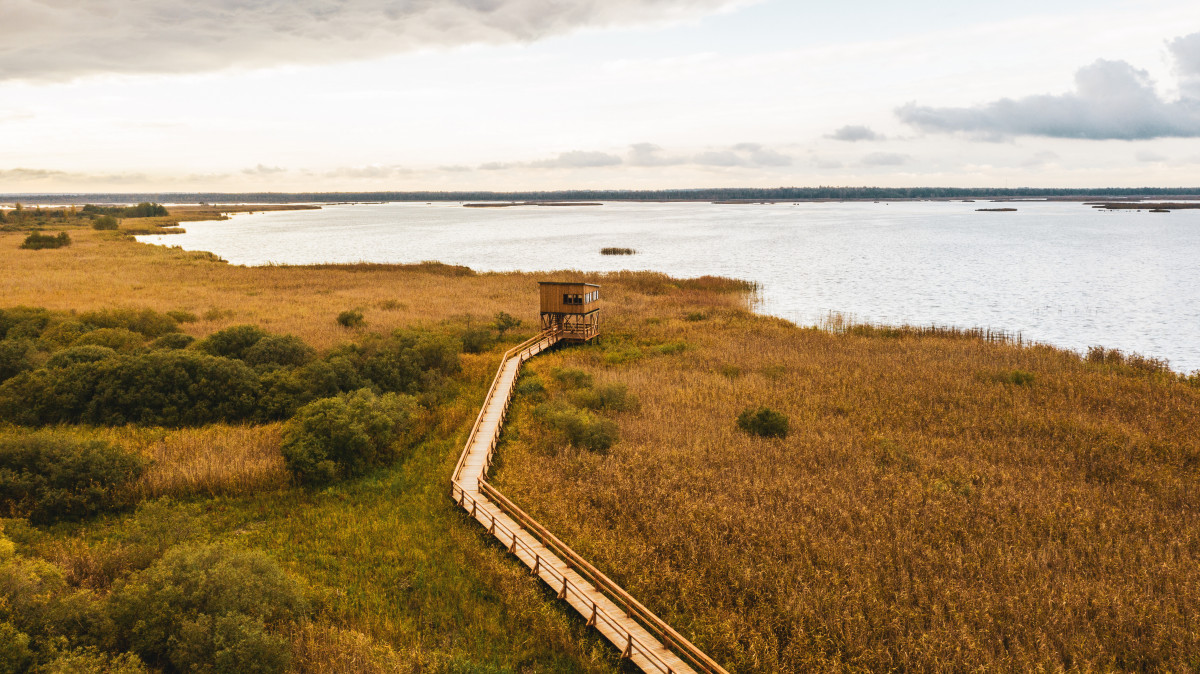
[
  {"xmin": 495, "ymin": 310, "xmax": 1200, "ymax": 672},
  {"xmin": 9, "ymin": 207, "xmax": 1198, "ymax": 670},
  {"xmin": 115, "ymin": 424, "xmax": 289, "ymax": 498},
  {"xmin": 285, "ymin": 621, "xmax": 423, "ymax": 674},
  {"xmin": 0, "ymin": 216, "xmax": 747, "ymax": 350}
]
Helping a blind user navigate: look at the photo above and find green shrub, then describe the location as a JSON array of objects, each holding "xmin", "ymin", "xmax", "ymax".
[
  {"xmin": 602, "ymin": 346, "xmax": 643, "ymax": 365},
  {"xmin": 332, "ymin": 330, "xmax": 460, "ymax": 395},
  {"xmin": 78, "ymin": 308, "xmax": 180, "ymax": 338},
  {"xmin": 19, "ymin": 232, "xmax": 71, "ymax": 250},
  {"xmin": 254, "ymin": 358, "xmax": 366, "ymax": 422},
  {"xmin": 550, "ymin": 367, "xmax": 593, "ymax": 389},
  {"xmin": 0, "ymin": 621, "xmax": 33, "ymax": 673},
  {"xmin": 70, "ymin": 328, "xmax": 145, "ymax": 353},
  {"xmin": 44, "ymin": 648, "xmax": 149, "ymax": 673},
  {"xmin": 92, "ymin": 215, "xmax": 119, "ymax": 230},
  {"xmin": 0, "ymin": 553, "xmax": 115, "ymax": 649},
  {"xmin": 0, "ymin": 433, "xmax": 146, "ymax": 524},
  {"xmin": 994, "ymin": 369, "xmax": 1036, "ymax": 386},
  {"xmin": 0, "ymin": 350, "xmax": 261, "ymax": 427},
  {"xmin": 149, "ymin": 333, "xmax": 195, "ymax": 350},
  {"xmin": 195, "ymin": 325, "xmax": 268, "ymax": 360},
  {"xmin": 535, "ymin": 405, "xmax": 619, "ymax": 454},
  {"xmin": 514, "ymin": 375, "xmax": 547, "ymax": 400},
  {"xmin": 492, "ymin": 311, "xmax": 522, "ymax": 337},
  {"xmin": 243, "ymin": 334, "xmax": 315, "ymax": 368},
  {"xmin": 570, "ymin": 383, "xmax": 639, "ymax": 412},
  {"xmin": 45, "ymin": 345, "xmax": 118, "ymax": 369},
  {"xmin": 281, "ymin": 389, "xmax": 416, "ymax": 485},
  {"xmin": 0, "ymin": 308, "xmax": 52, "ymax": 340},
  {"xmin": 39, "ymin": 321, "xmax": 93, "ymax": 347},
  {"xmin": 655, "ymin": 341, "xmax": 688, "ymax": 355},
  {"xmin": 336, "ymin": 310, "xmax": 364, "ymax": 329},
  {"xmin": 0, "ymin": 340, "xmax": 34, "ymax": 383},
  {"xmin": 460, "ymin": 327, "xmax": 493, "ymax": 354},
  {"xmin": 165, "ymin": 310, "xmax": 198, "ymax": 324},
  {"xmin": 112, "ymin": 544, "xmax": 306, "ymax": 674},
  {"xmin": 737, "ymin": 406, "xmax": 789, "ymax": 438}
]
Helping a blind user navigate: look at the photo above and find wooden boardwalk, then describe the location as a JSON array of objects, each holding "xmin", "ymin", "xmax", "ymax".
[{"xmin": 451, "ymin": 331, "xmax": 727, "ymax": 674}]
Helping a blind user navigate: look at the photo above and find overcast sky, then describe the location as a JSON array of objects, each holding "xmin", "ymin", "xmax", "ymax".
[{"xmin": 1, "ymin": 0, "xmax": 1199, "ymax": 192}]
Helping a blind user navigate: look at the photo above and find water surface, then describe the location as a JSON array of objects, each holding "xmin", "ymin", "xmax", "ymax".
[{"xmin": 139, "ymin": 201, "xmax": 1200, "ymax": 372}]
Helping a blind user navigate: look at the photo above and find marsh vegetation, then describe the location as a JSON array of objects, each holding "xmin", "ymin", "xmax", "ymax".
[{"xmin": 1, "ymin": 206, "xmax": 1197, "ymax": 672}]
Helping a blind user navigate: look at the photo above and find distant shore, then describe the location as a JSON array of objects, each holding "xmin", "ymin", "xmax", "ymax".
[{"xmin": 6, "ymin": 187, "xmax": 1200, "ymax": 207}]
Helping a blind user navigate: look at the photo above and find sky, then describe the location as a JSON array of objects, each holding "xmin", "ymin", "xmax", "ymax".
[{"xmin": 1, "ymin": 0, "xmax": 1199, "ymax": 192}]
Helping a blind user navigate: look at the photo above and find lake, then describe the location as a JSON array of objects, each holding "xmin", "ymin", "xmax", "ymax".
[{"xmin": 138, "ymin": 201, "xmax": 1200, "ymax": 373}]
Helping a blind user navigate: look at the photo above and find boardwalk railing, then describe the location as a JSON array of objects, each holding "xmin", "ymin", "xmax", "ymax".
[{"xmin": 450, "ymin": 329, "xmax": 728, "ymax": 674}]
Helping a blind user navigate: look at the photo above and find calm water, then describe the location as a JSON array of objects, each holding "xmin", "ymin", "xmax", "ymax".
[{"xmin": 139, "ymin": 201, "xmax": 1200, "ymax": 372}]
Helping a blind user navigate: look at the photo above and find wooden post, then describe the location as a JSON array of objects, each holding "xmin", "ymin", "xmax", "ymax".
[
  {"xmin": 622, "ymin": 634, "xmax": 633, "ymax": 659},
  {"xmin": 558, "ymin": 576, "xmax": 568, "ymax": 600}
]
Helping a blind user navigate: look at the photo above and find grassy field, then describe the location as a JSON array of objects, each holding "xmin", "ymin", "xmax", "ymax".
[
  {"xmin": 0, "ymin": 209, "xmax": 746, "ymax": 672},
  {"xmin": 494, "ymin": 310, "xmax": 1200, "ymax": 671},
  {"xmin": 3, "ymin": 207, "xmax": 1198, "ymax": 672}
]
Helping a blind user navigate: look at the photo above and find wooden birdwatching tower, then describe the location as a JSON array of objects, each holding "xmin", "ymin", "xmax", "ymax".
[{"xmin": 539, "ymin": 281, "xmax": 600, "ymax": 342}]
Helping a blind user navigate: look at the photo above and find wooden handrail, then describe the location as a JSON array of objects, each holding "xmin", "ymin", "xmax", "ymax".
[
  {"xmin": 479, "ymin": 480, "xmax": 728, "ymax": 674},
  {"xmin": 450, "ymin": 326, "xmax": 728, "ymax": 674},
  {"xmin": 451, "ymin": 485, "xmax": 680, "ymax": 674}
]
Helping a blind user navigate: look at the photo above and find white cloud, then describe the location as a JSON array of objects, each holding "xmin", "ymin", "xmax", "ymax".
[
  {"xmin": 897, "ymin": 35, "xmax": 1200, "ymax": 140},
  {"xmin": 0, "ymin": 0, "xmax": 745, "ymax": 81},
  {"xmin": 529, "ymin": 151, "xmax": 624, "ymax": 169},
  {"xmin": 243, "ymin": 164, "xmax": 287, "ymax": 176},
  {"xmin": 828, "ymin": 125, "xmax": 884, "ymax": 142},
  {"xmin": 1135, "ymin": 150, "xmax": 1167, "ymax": 162}
]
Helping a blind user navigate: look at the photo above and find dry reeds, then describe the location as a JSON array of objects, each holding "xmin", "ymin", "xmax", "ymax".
[
  {"xmin": 495, "ymin": 310, "xmax": 1200, "ymax": 672},
  {"xmin": 85, "ymin": 424, "xmax": 289, "ymax": 498}
]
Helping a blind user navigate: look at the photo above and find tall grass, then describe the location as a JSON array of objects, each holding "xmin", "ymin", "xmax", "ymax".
[{"xmin": 494, "ymin": 310, "xmax": 1200, "ymax": 672}]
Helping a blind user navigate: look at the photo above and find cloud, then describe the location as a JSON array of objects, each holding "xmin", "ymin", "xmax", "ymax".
[
  {"xmin": 1171, "ymin": 32, "xmax": 1200, "ymax": 99},
  {"xmin": 325, "ymin": 165, "xmax": 412, "ymax": 179},
  {"xmin": 860, "ymin": 152, "xmax": 910, "ymax": 166},
  {"xmin": 482, "ymin": 142, "xmax": 792, "ymax": 171},
  {"xmin": 828, "ymin": 125, "xmax": 883, "ymax": 142},
  {"xmin": 897, "ymin": 39, "xmax": 1200, "ymax": 141},
  {"xmin": 633, "ymin": 142, "xmax": 791, "ymax": 168},
  {"xmin": 0, "ymin": 0, "xmax": 745, "ymax": 81},
  {"xmin": 812, "ymin": 158, "xmax": 843, "ymax": 169},
  {"xmin": 1136, "ymin": 150, "xmax": 1167, "ymax": 162},
  {"xmin": 731, "ymin": 142, "xmax": 792, "ymax": 166},
  {"xmin": 243, "ymin": 164, "xmax": 286, "ymax": 176},
  {"xmin": 628, "ymin": 143, "xmax": 686, "ymax": 167},
  {"xmin": 0, "ymin": 167, "xmax": 148, "ymax": 184},
  {"xmin": 529, "ymin": 150, "xmax": 623, "ymax": 169}
]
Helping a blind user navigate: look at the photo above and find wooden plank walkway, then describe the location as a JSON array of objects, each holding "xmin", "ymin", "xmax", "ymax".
[{"xmin": 451, "ymin": 331, "xmax": 726, "ymax": 674}]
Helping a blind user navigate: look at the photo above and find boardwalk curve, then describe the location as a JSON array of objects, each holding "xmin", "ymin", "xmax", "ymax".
[{"xmin": 451, "ymin": 330, "xmax": 728, "ymax": 674}]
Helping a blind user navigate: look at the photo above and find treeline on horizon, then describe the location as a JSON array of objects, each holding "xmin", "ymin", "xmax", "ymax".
[{"xmin": 4, "ymin": 186, "xmax": 1200, "ymax": 205}]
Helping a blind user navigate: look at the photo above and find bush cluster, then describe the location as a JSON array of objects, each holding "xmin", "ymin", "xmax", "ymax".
[
  {"xmin": 19, "ymin": 232, "xmax": 71, "ymax": 250},
  {"xmin": 0, "ymin": 530, "xmax": 305, "ymax": 674},
  {"xmin": 92, "ymin": 215, "xmax": 119, "ymax": 230},
  {"xmin": 736, "ymin": 406, "xmax": 789, "ymax": 438},
  {"xmin": 533, "ymin": 404, "xmax": 619, "ymax": 454},
  {"xmin": 0, "ymin": 315, "xmax": 461, "ymax": 428},
  {"xmin": 0, "ymin": 434, "xmax": 146, "ymax": 524},
  {"xmin": 281, "ymin": 389, "xmax": 416, "ymax": 485},
  {"xmin": 80, "ymin": 203, "xmax": 168, "ymax": 218},
  {"xmin": 112, "ymin": 544, "xmax": 307, "ymax": 673},
  {"xmin": 521, "ymin": 369, "xmax": 637, "ymax": 455}
]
